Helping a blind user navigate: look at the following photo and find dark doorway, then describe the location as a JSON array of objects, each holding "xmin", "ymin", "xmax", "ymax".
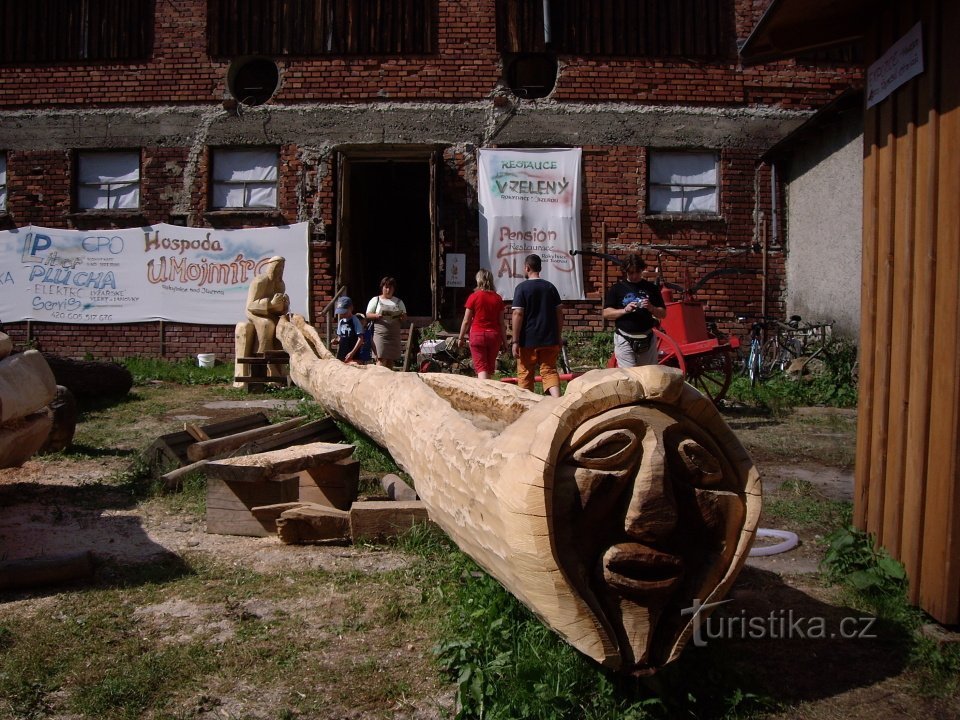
[{"xmin": 345, "ymin": 161, "xmax": 433, "ymax": 317}]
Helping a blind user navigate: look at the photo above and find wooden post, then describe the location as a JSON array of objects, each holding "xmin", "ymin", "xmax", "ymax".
[{"xmin": 601, "ymin": 221, "xmax": 608, "ymax": 330}]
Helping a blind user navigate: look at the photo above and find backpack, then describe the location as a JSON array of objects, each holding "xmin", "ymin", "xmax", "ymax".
[{"xmin": 356, "ymin": 314, "xmax": 374, "ymax": 362}]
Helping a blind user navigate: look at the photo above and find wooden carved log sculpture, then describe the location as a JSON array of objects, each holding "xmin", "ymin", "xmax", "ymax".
[{"xmin": 277, "ymin": 315, "xmax": 760, "ymax": 673}]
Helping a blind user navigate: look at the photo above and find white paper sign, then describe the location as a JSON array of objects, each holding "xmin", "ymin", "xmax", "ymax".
[
  {"xmin": 446, "ymin": 253, "xmax": 466, "ymax": 287},
  {"xmin": 867, "ymin": 22, "xmax": 923, "ymax": 109},
  {"xmin": 477, "ymin": 148, "xmax": 585, "ymax": 301},
  {"xmin": 0, "ymin": 223, "xmax": 309, "ymax": 324}
]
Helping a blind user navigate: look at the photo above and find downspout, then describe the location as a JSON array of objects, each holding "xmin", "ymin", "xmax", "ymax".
[
  {"xmin": 768, "ymin": 162, "xmax": 779, "ymax": 320},
  {"xmin": 543, "ymin": 0, "xmax": 552, "ymax": 45}
]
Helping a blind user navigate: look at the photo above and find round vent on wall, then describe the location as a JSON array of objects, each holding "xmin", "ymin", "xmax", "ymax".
[
  {"xmin": 504, "ymin": 54, "xmax": 557, "ymax": 99},
  {"xmin": 228, "ymin": 57, "xmax": 280, "ymax": 106}
]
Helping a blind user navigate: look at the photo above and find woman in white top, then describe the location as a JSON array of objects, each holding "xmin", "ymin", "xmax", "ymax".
[{"xmin": 365, "ymin": 276, "xmax": 408, "ymax": 368}]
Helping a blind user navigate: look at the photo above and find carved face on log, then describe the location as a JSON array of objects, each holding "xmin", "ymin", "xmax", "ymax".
[{"xmin": 554, "ymin": 400, "xmax": 748, "ymax": 672}]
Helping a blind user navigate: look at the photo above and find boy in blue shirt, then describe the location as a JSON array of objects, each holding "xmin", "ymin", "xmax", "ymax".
[{"xmin": 335, "ymin": 296, "xmax": 367, "ymax": 364}]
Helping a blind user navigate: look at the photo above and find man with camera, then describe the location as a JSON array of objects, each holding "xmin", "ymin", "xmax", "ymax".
[{"xmin": 602, "ymin": 253, "xmax": 666, "ymax": 367}]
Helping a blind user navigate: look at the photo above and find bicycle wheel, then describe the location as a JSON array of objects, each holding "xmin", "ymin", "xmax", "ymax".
[
  {"xmin": 748, "ymin": 341, "xmax": 762, "ymax": 386},
  {"xmin": 685, "ymin": 349, "xmax": 734, "ymax": 403},
  {"xmin": 760, "ymin": 338, "xmax": 786, "ymax": 378}
]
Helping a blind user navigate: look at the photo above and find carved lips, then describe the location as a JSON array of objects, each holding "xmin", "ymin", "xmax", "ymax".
[{"xmin": 602, "ymin": 542, "xmax": 684, "ymax": 599}]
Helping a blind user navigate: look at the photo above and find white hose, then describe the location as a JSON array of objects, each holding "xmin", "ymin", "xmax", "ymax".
[{"xmin": 748, "ymin": 528, "xmax": 799, "ymax": 557}]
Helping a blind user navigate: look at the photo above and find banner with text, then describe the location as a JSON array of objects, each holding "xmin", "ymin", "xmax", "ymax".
[
  {"xmin": 478, "ymin": 148, "xmax": 584, "ymax": 300},
  {"xmin": 0, "ymin": 223, "xmax": 309, "ymax": 325}
]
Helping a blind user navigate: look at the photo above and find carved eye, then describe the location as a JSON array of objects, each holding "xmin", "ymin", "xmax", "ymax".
[
  {"xmin": 675, "ymin": 438, "xmax": 723, "ymax": 487},
  {"xmin": 571, "ymin": 429, "xmax": 639, "ymax": 470}
]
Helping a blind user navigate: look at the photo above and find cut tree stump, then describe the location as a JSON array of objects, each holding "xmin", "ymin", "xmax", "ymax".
[
  {"xmin": 349, "ymin": 500, "xmax": 430, "ymax": 541},
  {"xmin": 206, "ymin": 475, "xmax": 299, "ymax": 537},
  {"xmin": 202, "ymin": 441, "xmax": 354, "ymax": 483},
  {"xmin": 298, "ymin": 458, "xmax": 360, "ymax": 510},
  {"xmin": 276, "ymin": 504, "xmax": 351, "ymax": 544}
]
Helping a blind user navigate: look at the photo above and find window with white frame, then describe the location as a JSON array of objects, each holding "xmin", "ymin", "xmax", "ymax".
[
  {"xmin": 0, "ymin": 154, "xmax": 6, "ymax": 212},
  {"xmin": 211, "ymin": 148, "xmax": 279, "ymax": 209},
  {"xmin": 77, "ymin": 151, "xmax": 141, "ymax": 210},
  {"xmin": 648, "ymin": 151, "xmax": 719, "ymax": 215}
]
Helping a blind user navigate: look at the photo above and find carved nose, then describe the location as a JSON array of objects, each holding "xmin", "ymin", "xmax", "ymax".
[{"xmin": 624, "ymin": 432, "xmax": 677, "ymax": 543}]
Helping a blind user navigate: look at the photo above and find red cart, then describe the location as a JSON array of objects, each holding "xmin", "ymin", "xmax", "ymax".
[{"xmin": 652, "ymin": 288, "xmax": 740, "ymax": 403}]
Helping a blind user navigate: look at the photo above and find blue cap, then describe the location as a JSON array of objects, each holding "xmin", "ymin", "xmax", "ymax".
[{"xmin": 335, "ymin": 296, "xmax": 352, "ymax": 314}]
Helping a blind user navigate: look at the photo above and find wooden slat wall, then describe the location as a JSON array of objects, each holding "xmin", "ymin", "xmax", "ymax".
[
  {"xmin": 208, "ymin": 0, "xmax": 435, "ymax": 57},
  {"xmin": 0, "ymin": 0, "xmax": 154, "ymax": 64},
  {"xmin": 496, "ymin": 0, "xmax": 731, "ymax": 58},
  {"xmin": 856, "ymin": 0, "xmax": 960, "ymax": 625}
]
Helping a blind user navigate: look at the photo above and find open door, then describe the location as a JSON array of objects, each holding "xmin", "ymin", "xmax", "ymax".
[{"xmin": 335, "ymin": 149, "xmax": 438, "ymax": 319}]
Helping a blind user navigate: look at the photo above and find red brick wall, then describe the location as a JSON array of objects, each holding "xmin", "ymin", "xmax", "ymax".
[
  {"xmin": 0, "ymin": 0, "xmax": 857, "ymax": 359},
  {"xmin": 0, "ymin": 0, "xmax": 857, "ymax": 111}
]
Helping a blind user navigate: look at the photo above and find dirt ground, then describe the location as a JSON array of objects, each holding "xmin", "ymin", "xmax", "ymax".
[{"xmin": 1, "ymin": 386, "xmax": 957, "ymax": 719}]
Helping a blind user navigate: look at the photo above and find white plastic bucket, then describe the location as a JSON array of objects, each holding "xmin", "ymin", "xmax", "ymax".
[{"xmin": 197, "ymin": 353, "xmax": 216, "ymax": 368}]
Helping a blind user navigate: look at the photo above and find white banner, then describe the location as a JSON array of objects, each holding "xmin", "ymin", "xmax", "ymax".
[
  {"xmin": 0, "ymin": 223, "xmax": 309, "ymax": 325},
  {"xmin": 478, "ymin": 148, "xmax": 585, "ymax": 300}
]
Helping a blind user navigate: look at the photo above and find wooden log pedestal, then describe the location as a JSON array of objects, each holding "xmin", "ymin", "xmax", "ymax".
[
  {"xmin": 233, "ymin": 351, "xmax": 291, "ymax": 393},
  {"xmin": 277, "ymin": 314, "xmax": 761, "ymax": 675},
  {"xmin": 204, "ymin": 441, "xmax": 355, "ymax": 537}
]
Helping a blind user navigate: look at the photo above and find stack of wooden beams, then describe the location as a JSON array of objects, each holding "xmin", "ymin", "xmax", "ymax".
[{"xmin": 151, "ymin": 413, "xmax": 430, "ymax": 543}]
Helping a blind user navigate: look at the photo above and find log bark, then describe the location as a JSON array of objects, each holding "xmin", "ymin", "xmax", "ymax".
[
  {"xmin": 41, "ymin": 354, "xmax": 132, "ymax": 398},
  {"xmin": 277, "ymin": 314, "xmax": 761, "ymax": 674}
]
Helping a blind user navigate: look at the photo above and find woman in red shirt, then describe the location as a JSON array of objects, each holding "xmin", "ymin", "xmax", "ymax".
[{"xmin": 456, "ymin": 268, "xmax": 508, "ymax": 380}]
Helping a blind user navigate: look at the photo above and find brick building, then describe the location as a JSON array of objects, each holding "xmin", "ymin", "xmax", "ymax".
[{"xmin": 0, "ymin": 0, "xmax": 860, "ymax": 359}]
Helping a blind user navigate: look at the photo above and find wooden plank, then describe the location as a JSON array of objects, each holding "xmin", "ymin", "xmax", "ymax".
[
  {"xmin": 147, "ymin": 412, "xmax": 270, "ymax": 467},
  {"xmin": 864, "ymin": 7, "xmax": 898, "ymax": 541},
  {"xmin": 184, "ymin": 423, "xmax": 209, "ymax": 442},
  {"xmin": 238, "ymin": 416, "xmax": 343, "ymax": 454},
  {"xmin": 298, "ymin": 458, "xmax": 360, "ymax": 509},
  {"xmin": 187, "ymin": 415, "xmax": 307, "ymax": 462},
  {"xmin": 277, "ymin": 504, "xmax": 352, "ymax": 544},
  {"xmin": 901, "ymin": 0, "xmax": 940, "ymax": 605},
  {"xmin": 349, "ymin": 500, "xmax": 430, "ymax": 542},
  {"xmin": 854, "ymin": 19, "xmax": 882, "ymax": 531},
  {"xmin": 206, "ymin": 475, "xmax": 299, "ymax": 537},
  {"xmin": 204, "ymin": 441, "xmax": 355, "ymax": 483},
  {"xmin": 160, "ymin": 459, "xmax": 209, "ymax": 489},
  {"xmin": 881, "ymin": 3, "xmax": 921, "ymax": 558},
  {"xmin": 250, "ymin": 501, "xmax": 309, "ymax": 533},
  {"xmin": 921, "ymin": 0, "xmax": 960, "ymax": 625}
]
